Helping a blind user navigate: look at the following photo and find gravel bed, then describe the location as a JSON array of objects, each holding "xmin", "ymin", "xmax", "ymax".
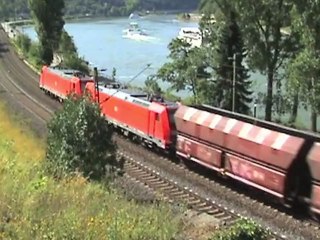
[{"xmin": 113, "ymin": 174, "xmax": 158, "ymax": 203}]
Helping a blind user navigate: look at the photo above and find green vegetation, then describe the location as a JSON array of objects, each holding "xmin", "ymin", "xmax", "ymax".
[
  {"xmin": 0, "ymin": 0, "xmax": 199, "ymax": 20},
  {"xmin": 286, "ymin": 1, "xmax": 320, "ymax": 131},
  {"xmin": 46, "ymin": 94, "xmax": 122, "ymax": 180},
  {"xmin": 28, "ymin": 0, "xmax": 65, "ymax": 65},
  {"xmin": 157, "ymin": 38, "xmax": 210, "ymax": 104},
  {"xmin": 15, "ymin": 33, "xmax": 31, "ymax": 55},
  {"xmin": 0, "ymin": 101, "xmax": 181, "ymax": 239},
  {"xmin": 10, "ymin": 0, "xmax": 320, "ymax": 130},
  {"xmin": 58, "ymin": 30, "xmax": 90, "ymax": 74},
  {"xmin": 14, "ymin": 33, "xmax": 42, "ymax": 68},
  {"xmin": 14, "ymin": 30, "xmax": 88, "ymax": 72},
  {"xmin": 210, "ymin": 219, "xmax": 268, "ymax": 240},
  {"xmin": 213, "ymin": 11, "xmax": 252, "ymax": 114},
  {"xmin": 198, "ymin": 0, "xmax": 294, "ymax": 121},
  {"xmin": 0, "ymin": 0, "xmax": 28, "ymax": 20}
]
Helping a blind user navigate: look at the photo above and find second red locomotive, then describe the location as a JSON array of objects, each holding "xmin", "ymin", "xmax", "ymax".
[
  {"xmin": 85, "ymin": 81, "xmax": 178, "ymax": 149},
  {"xmin": 40, "ymin": 66, "xmax": 93, "ymax": 100}
]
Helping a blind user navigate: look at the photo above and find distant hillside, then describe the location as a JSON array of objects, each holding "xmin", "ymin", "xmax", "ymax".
[{"xmin": 0, "ymin": 0, "xmax": 200, "ymax": 20}]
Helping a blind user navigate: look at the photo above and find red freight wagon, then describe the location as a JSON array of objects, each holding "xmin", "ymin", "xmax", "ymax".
[
  {"xmin": 86, "ymin": 82, "xmax": 178, "ymax": 149},
  {"xmin": 40, "ymin": 66, "xmax": 93, "ymax": 99},
  {"xmin": 175, "ymin": 105, "xmax": 307, "ymax": 199}
]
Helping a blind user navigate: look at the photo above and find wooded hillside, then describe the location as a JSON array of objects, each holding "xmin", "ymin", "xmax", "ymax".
[{"xmin": 0, "ymin": 0, "xmax": 199, "ymax": 20}]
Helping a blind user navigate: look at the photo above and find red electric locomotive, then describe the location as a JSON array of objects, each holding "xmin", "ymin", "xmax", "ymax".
[
  {"xmin": 85, "ymin": 81, "xmax": 178, "ymax": 149},
  {"xmin": 40, "ymin": 66, "xmax": 93, "ymax": 100}
]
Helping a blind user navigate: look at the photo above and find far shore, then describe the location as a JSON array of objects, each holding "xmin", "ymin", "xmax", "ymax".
[{"xmin": 5, "ymin": 10, "xmax": 200, "ymax": 28}]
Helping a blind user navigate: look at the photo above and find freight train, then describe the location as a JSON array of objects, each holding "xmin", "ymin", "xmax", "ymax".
[{"xmin": 40, "ymin": 66, "xmax": 320, "ymax": 218}]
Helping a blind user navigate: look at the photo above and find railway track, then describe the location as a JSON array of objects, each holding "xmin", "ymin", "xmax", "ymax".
[
  {"xmin": 119, "ymin": 151, "xmax": 286, "ymax": 240},
  {"xmin": 0, "ymin": 25, "xmax": 319, "ymax": 239}
]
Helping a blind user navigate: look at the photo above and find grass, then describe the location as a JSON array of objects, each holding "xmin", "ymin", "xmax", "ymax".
[{"xmin": 0, "ymin": 102, "xmax": 181, "ymax": 239}]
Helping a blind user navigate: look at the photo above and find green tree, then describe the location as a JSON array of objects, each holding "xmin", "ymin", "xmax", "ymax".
[
  {"xmin": 15, "ymin": 33, "xmax": 31, "ymax": 54},
  {"xmin": 213, "ymin": 11, "xmax": 252, "ymax": 114},
  {"xmin": 1, "ymin": 0, "xmax": 199, "ymax": 20},
  {"xmin": 234, "ymin": 0, "xmax": 294, "ymax": 121},
  {"xmin": 144, "ymin": 76, "xmax": 163, "ymax": 96},
  {"xmin": 198, "ymin": 13, "xmax": 217, "ymax": 47},
  {"xmin": 59, "ymin": 30, "xmax": 77, "ymax": 54},
  {"xmin": 58, "ymin": 30, "xmax": 90, "ymax": 74},
  {"xmin": 125, "ymin": 0, "xmax": 140, "ymax": 12},
  {"xmin": 286, "ymin": 1, "xmax": 320, "ymax": 132},
  {"xmin": 28, "ymin": 0, "xmax": 65, "ymax": 65},
  {"xmin": 46, "ymin": 94, "xmax": 121, "ymax": 180},
  {"xmin": 201, "ymin": 0, "xmax": 294, "ymax": 121},
  {"xmin": 157, "ymin": 38, "xmax": 210, "ymax": 104}
]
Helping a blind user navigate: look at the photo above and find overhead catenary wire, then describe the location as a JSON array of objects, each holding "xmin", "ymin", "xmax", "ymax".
[{"xmin": 95, "ymin": 63, "xmax": 152, "ymax": 105}]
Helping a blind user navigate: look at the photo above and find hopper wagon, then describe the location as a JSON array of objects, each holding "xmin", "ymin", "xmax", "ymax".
[{"xmin": 174, "ymin": 104, "xmax": 320, "ymax": 215}]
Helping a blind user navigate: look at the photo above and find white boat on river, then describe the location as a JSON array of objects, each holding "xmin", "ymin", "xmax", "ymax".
[
  {"xmin": 122, "ymin": 22, "xmax": 154, "ymax": 41},
  {"xmin": 177, "ymin": 27, "xmax": 202, "ymax": 48}
]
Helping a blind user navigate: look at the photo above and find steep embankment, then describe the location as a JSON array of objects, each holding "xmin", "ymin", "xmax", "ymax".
[{"xmin": 0, "ymin": 100, "xmax": 181, "ymax": 239}]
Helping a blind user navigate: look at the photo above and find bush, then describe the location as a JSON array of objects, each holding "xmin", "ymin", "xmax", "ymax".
[
  {"xmin": 27, "ymin": 42, "xmax": 42, "ymax": 67},
  {"xmin": 46, "ymin": 94, "xmax": 121, "ymax": 180},
  {"xmin": 210, "ymin": 219, "xmax": 268, "ymax": 240},
  {"xmin": 15, "ymin": 33, "xmax": 31, "ymax": 54}
]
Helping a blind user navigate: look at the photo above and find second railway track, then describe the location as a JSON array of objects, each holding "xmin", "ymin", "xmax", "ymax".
[{"xmin": 0, "ymin": 26, "xmax": 319, "ymax": 240}]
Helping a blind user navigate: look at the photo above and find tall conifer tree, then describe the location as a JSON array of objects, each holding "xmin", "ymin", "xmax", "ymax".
[
  {"xmin": 28, "ymin": 0, "xmax": 65, "ymax": 65},
  {"xmin": 214, "ymin": 11, "xmax": 252, "ymax": 114}
]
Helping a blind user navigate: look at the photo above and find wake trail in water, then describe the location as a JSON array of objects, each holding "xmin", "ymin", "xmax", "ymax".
[{"xmin": 122, "ymin": 34, "xmax": 161, "ymax": 44}]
